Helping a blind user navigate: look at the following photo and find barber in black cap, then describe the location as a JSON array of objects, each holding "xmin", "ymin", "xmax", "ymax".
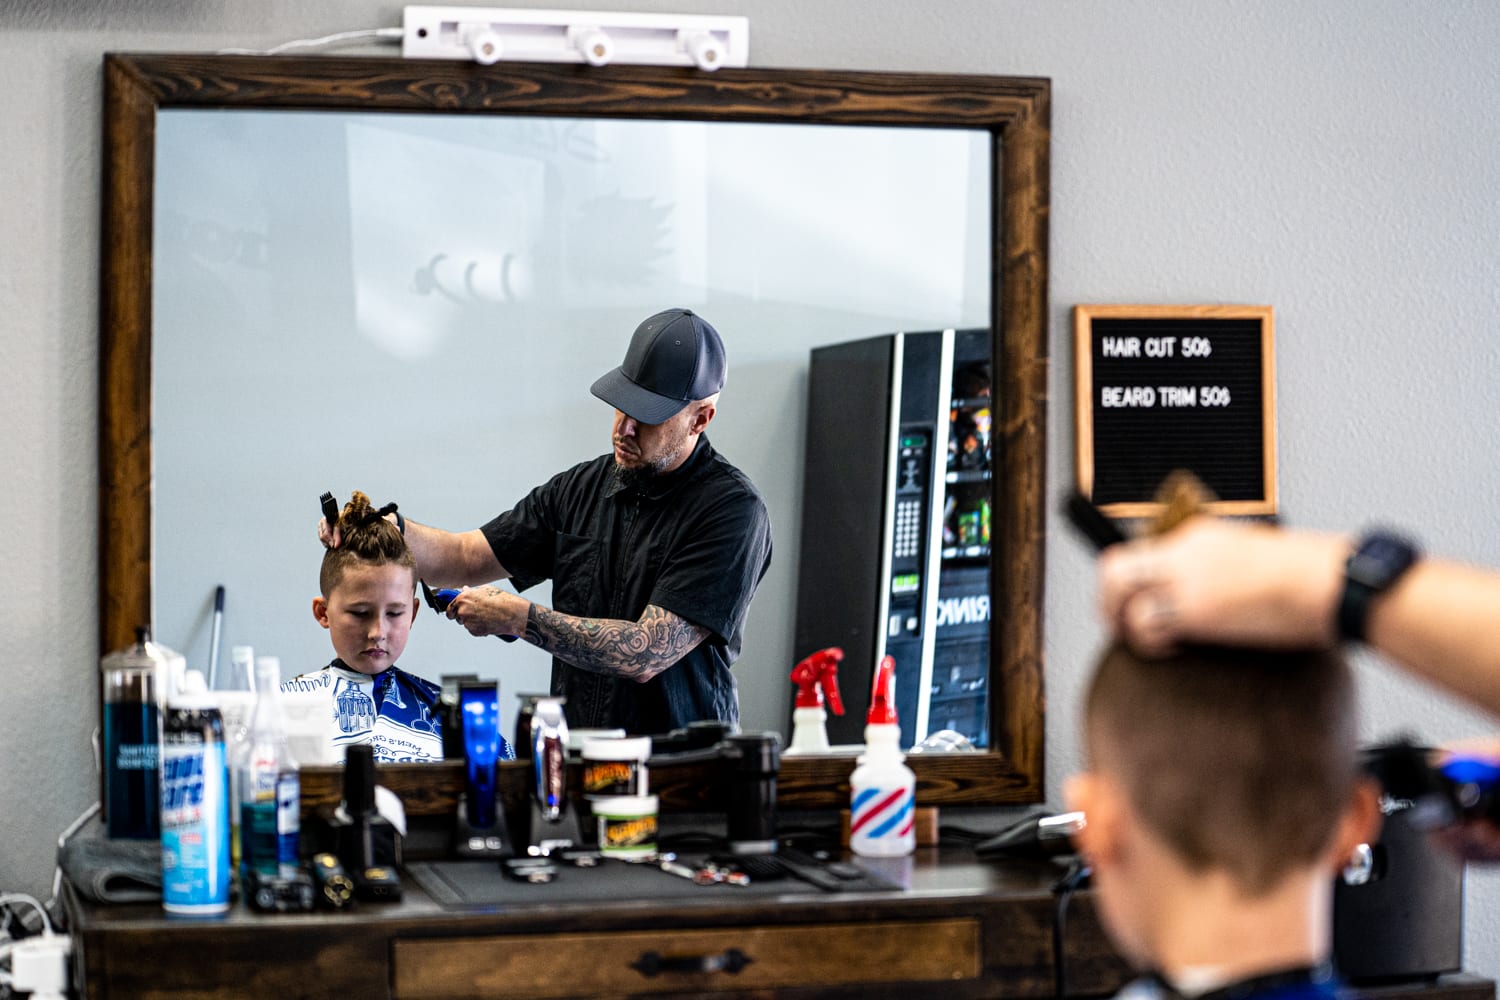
[{"xmin": 323, "ymin": 308, "xmax": 773, "ymax": 735}]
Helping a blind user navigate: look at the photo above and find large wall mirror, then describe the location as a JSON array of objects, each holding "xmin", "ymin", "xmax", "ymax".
[{"xmin": 102, "ymin": 54, "xmax": 1050, "ymax": 808}]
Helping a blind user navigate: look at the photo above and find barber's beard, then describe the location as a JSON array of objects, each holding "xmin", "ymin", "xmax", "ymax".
[
  {"xmin": 614, "ymin": 430, "xmax": 691, "ymax": 487},
  {"xmin": 615, "ymin": 452, "xmax": 677, "ymax": 489},
  {"xmin": 615, "ymin": 465, "xmax": 650, "ymax": 490}
]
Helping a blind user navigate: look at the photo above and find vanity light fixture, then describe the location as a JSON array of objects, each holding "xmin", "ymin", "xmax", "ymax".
[{"xmin": 401, "ymin": 6, "xmax": 748, "ymax": 70}]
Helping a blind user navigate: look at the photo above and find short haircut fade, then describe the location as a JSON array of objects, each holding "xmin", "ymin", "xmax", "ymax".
[{"xmin": 1084, "ymin": 641, "xmax": 1360, "ymax": 896}]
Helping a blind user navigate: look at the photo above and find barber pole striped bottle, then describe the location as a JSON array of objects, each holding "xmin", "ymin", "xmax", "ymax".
[
  {"xmin": 850, "ymin": 656, "xmax": 916, "ymax": 857},
  {"xmin": 850, "ymin": 777, "xmax": 915, "ymax": 855}
]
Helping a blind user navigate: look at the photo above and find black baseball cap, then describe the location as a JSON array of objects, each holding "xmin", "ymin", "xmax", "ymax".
[{"xmin": 590, "ymin": 308, "xmax": 727, "ymax": 424}]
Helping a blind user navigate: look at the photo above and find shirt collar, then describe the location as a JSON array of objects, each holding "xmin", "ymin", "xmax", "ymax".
[
  {"xmin": 604, "ymin": 434, "xmax": 713, "ymax": 500},
  {"xmin": 330, "ymin": 659, "xmax": 394, "ymax": 692},
  {"xmin": 329, "ymin": 659, "xmax": 369, "ymax": 682}
]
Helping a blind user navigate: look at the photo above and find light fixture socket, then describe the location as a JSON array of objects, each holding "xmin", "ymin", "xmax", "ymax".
[
  {"xmin": 567, "ymin": 25, "xmax": 613, "ymax": 66},
  {"xmin": 463, "ymin": 24, "xmax": 503, "ymax": 64}
]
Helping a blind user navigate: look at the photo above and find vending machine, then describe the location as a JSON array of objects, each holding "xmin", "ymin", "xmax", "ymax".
[{"xmin": 793, "ymin": 329, "xmax": 992, "ymax": 748}]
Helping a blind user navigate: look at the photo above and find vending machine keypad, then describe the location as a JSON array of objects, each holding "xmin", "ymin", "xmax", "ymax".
[{"xmin": 894, "ymin": 499, "xmax": 922, "ymax": 559}]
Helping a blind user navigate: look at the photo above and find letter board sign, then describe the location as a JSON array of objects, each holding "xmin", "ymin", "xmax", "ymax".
[{"xmin": 1073, "ymin": 304, "xmax": 1277, "ymax": 518}]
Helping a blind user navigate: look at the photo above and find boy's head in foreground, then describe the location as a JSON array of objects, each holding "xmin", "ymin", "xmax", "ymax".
[
  {"xmin": 1065, "ymin": 641, "xmax": 1380, "ymax": 977},
  {"xmin": 313, "ymin": 491, "xmax": 419, "ymax": 677}
]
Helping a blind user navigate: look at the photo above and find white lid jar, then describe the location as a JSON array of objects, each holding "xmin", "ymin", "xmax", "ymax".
[{"xmin": 580, "ymin": 736, "xmax": 652, "ymax": 799}]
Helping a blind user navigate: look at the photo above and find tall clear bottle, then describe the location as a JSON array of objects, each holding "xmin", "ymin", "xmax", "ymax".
[
  {"xmin": 225, "ymin": 645, "xmax": 255, "ymax": 875},
  {"xmin": 239, "ymin": 656, "xmax": 300, "ymax": 878}
]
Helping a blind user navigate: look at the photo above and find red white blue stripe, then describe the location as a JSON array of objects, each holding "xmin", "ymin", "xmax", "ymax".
[{"xmin": 851, "ymin": 785, "xmax": 914, "ymax": 839}]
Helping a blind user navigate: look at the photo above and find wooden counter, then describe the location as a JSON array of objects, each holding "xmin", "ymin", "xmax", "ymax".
[
  {"xmin": 64, "ymin": 847, "xmax": 1128, "ymax": 999},
  {"xmin": 62, "ymin": 846, "xmax": 1495, "ymax": 1000}
]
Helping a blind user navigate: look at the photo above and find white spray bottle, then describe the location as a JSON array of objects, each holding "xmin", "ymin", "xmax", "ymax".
[
  {"xmin": 785, "ymin": 647, "xmax": 845, "ymax": 755},
  {"xmin": 849, "ymin": 655, "xmax": 916, "ymax": 857}
]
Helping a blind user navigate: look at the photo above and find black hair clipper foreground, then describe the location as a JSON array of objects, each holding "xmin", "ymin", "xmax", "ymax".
[{"xmin": 325, "ymin": 744, "xmax": 403, "ymax": 902}]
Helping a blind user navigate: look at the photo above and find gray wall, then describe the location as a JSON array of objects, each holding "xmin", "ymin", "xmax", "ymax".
[{"xmin": 6, "ymin": 0, "xmax": 1500, "ymax": 977}]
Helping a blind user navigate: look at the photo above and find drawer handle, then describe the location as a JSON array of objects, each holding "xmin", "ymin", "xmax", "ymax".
[{"xmin": 630, "ymin": 947, "xmax": 754, "ymax": 978}]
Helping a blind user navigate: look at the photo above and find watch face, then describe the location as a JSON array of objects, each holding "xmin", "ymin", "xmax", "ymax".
[{"xmin": 1348, "ymin": 535, "xmax": 1417, "ymax": 588}]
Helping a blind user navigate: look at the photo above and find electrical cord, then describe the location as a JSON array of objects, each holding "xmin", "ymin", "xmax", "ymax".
[
  {"xmin": 939, "ymin": 819, "xmax": 1046, "ymax": 846},
  {"xmin": 218, "ymin": 26, "xmax": 404, "ymax": 57},
  {"xmin": 1051, "ymin": 859, "xmax": 1092, "ymax": 1000},
  {"xmin": 46, "ymin": 800, "xmax": 101, "ymax": 921},
  {"xmin": 0, "ymin": 894, "xmax": 51, "ymax": 939}
]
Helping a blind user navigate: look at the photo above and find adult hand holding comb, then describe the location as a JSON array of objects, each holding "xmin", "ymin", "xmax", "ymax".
[
  {"xmin": 318, "ymin": 490, "xmax": 402, "ymax": 549},
  {"xmin": 319, "ymin": 491, "xmax": 342, "ymax": 547},
  {"xmin": 1094, "ymin": 471, "xmax": 1347, "ymax": 655}
]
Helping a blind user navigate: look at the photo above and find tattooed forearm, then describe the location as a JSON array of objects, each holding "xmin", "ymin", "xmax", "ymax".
[{"xmin": 524, "ymin": 603, "xmax": 709, "ymax": 682}]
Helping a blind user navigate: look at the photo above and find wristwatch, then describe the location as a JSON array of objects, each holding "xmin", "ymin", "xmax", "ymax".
[{"xmin": 1338, "ymin": 531, "xmax": 1419, "ymax": 642}]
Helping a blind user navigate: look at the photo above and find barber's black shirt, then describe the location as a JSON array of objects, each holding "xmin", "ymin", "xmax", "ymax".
[{"xmin": 480, "ymin": 436, "xmax": 772, "ymax": 735}]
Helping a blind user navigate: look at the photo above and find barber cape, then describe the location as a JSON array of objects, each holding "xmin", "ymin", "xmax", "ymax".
[
  {"xmin": 282, "ymin": 660, "xmax": 444, "ymax": 763},
  {"xmin": 1115, "ymin": 964, "xmax": 1341, "ymax": 1000}
]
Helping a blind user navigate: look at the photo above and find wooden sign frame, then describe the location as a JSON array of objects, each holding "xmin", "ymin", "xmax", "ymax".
[{"xmin": 1074, "ymin": 304, "xmax": 1277, "ymax": 518}]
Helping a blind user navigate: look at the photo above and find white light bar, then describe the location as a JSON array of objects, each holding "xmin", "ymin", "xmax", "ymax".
[{"xmin": 402, "ymin": 6, "xmax": 748, "ymax": 70}]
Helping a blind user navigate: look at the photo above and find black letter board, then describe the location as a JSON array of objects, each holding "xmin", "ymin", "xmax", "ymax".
[{"xmin": 1073, "ymin": 304, "xmax": 1277, "ymax": 517}]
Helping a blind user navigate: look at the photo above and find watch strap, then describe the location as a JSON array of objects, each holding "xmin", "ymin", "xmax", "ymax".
[{"xmin": 1337, "ymin": 532, "xmax": 1419, "ymax": 642}]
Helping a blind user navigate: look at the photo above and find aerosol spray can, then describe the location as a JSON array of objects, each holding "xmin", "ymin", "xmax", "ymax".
[{"xmin": 160, "ymin": 677, "xmax": 232, "ymax": 915}]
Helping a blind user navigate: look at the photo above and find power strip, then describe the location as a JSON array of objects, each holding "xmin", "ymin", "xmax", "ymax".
[{"xmin": 401, "ymin": 6, "xmax": 748, "ymax": 69}]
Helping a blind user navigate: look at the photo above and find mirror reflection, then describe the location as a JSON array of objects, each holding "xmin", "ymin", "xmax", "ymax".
[{"xmin": 151, "ymin": 108, "xmax": 991, "ymax": 747}]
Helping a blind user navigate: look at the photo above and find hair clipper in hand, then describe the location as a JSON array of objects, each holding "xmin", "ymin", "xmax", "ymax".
[
  {"xmin": 421, "ymin": 579, "xmax": 461, "ymax": 614},
  {"xmin": 422, "ymin": 580, "xmax": 519, "ymax": 642}
]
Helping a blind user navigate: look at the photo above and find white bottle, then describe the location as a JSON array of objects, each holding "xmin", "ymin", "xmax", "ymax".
[
  {"xmin": 849, "ymin": 656, "xmax": 916, "ymax": 858},
  {"xmin": 786, "ymin": 647, "xmax": 845, "ymax": 756},
  {"xmin": 789, "ymin": 705, "xmax": 832, "ymax": 754},
  {"xmin": 239, "ymin": 656, "xmax": 300, "ymax": 878}
]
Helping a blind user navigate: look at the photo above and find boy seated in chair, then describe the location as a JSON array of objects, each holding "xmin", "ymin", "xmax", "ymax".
[{"xmin": 1065, "ymin": 641, "xmax": 1382, "ymax": 1000}]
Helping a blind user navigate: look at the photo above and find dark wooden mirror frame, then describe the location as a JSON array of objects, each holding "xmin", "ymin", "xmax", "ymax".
[{"xmin": 100, "ymin": 53, "xmax": 1049, "ymax": 812}]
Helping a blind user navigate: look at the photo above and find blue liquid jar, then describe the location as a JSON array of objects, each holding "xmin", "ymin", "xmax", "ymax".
[{"xmin": 101, "ymin": 627, "xmax": 163, "ymax": 839}]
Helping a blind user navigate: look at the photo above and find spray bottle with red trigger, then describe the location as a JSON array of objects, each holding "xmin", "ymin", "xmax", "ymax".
[
  {"xmin": 785, "ymin": 647, "xmax": 845, "ymax": 755},
  {"xmin": 849, "ymin": 655, "xmax": 916, "ymax": 857}
]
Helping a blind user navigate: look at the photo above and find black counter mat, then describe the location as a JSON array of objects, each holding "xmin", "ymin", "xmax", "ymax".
[{"xmin": 407, "ymin": 856, "xmax": 898, "ymax": 908}]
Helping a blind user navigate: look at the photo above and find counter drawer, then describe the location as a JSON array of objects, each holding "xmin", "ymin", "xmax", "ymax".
[{"xmin": 392, "ymin": 917, "xmax": 981, "ymax": 998}]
